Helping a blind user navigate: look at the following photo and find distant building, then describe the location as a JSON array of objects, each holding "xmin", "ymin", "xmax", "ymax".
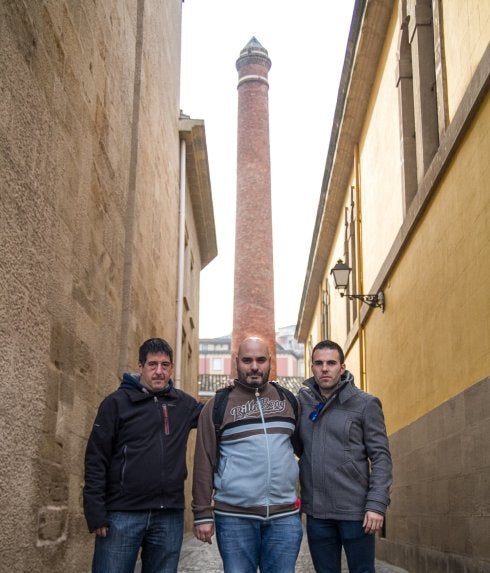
[
  {"xmin": 199, "ymin": 335, "xmax": 235, "ymax": 399},
  {"xmin": 275, "ymin": 325, "xmax": 305, "ymax": 378},
  {"xmin": 199, "ymin": 327, "xmax": 304, "ymax": 397}
]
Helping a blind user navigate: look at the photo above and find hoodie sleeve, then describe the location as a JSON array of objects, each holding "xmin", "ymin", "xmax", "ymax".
[
  {"xmin": 363, "ymin": 396, "xmax": 393, "ymax": 515},
  {"xmin": 83, "ymin": 395, "xmax": 118, "ymax": 532},
  {"xmin": 192, "ymin": 398, "xmax": 217, "ymax": 525},
  {"xmin": 190, "ymin": 399, "xmax": 204, "ymax": 429},
  {"xmin": 292, "ymin": 393, "xmax": 304, "ymax": 457}
]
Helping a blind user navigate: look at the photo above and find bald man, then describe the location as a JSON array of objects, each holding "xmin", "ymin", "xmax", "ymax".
[{"xmin": 192, "ymin": 337, "xmax": 302, "ymax": 573}]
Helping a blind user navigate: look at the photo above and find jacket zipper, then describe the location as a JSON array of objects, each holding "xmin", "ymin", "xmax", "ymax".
[
  {"xmin": 255, "ymin": 389, "xmax": 271, "ymax": 518},
  {"xmin": 156, "ymin": 396, "xmax": 167, "ymax": 507},
  {"xmin": 121, "ymin": 445, "xmax": 127, "ymax": 486},
  {"xmin": 162, "ymin": 403, "xmax": 170, "ymax": 435}
]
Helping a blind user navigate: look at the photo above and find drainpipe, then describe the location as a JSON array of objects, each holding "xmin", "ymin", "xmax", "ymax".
[
  {"xmin": 175, "ymin": 138, "xmax": 186, "ymax": 389},
  {"xmin": 354, "ymin": 144, "xmax": 367, "ymax": 391}
]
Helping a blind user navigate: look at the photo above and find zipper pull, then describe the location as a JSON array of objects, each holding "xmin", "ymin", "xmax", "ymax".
[{"xmin": 255, "ymin": 389, "xmax": 260, "ymax": 398}]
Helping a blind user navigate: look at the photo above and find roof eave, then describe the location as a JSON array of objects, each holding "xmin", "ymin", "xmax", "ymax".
[
  {"xmin": 179, "ymin": 118, "xmax": 218, "ymax": 269},
  {"xmin": 296, "ymin": 0, "xmax": 395, "ymax": 342}
]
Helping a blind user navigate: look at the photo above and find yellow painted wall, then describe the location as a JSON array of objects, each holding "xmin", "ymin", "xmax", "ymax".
[
  {"xmin": 305, "ymin": 0, "xmax": 489, "ymax": 434},
  {"xmin": 311, "ymin": 295, "xmax": 322, "ymax": 350},
  {"xmin": 359, "ymin": 5, "xmax": 405, "ymax": 290},
  {"xmin": 367, "ymin": 95, "xmax": 490, "ymax": 434},
  {"xmin": 345, "ymin": 337, "xmax": 362, "ymax": 389},
  {"xmin": 442, "ymin": 0, "xmax": 490, "ymax": 121}
]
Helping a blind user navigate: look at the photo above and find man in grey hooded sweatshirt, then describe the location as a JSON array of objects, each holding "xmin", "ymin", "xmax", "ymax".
[{"xmin": 296, "ymin": 339, "xmax": 392, "ymax": 573}]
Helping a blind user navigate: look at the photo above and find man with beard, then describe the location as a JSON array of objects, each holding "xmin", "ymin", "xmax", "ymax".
[
  {"xmin": 83, "ymin": 338, "xmax": 203, "ymax": 573},
  {"xmin": 192, "ymin": 337, "xmax": 302, "ymax": 573},
  {"xmin": 296, "ymin": 339, "xmax": 392, "ymax": 573}
]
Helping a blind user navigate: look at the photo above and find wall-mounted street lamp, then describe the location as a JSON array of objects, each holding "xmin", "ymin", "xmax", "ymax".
[{"xmin": 330, "ymin": 259, "xmax": 384, "ymax": 311}]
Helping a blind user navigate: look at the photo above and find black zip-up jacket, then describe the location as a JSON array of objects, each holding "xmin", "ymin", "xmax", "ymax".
[{"xmin": 83, "ymin": 373, "xmax": 203, "ymax": 532}]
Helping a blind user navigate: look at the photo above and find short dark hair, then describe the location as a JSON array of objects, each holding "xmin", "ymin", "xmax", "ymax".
[
  {"xmin": 311, "ymin": 340, "xmax": 345, "ymax": 364},
  {"xmin": 139, "ymin": 338, "xmax": 174, "ymax": 365}
]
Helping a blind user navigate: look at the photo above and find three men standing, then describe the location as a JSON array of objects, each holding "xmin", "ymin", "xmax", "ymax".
[{"xmin": 83, "ymin": 335, "xmax": 391, "ymax": 573}]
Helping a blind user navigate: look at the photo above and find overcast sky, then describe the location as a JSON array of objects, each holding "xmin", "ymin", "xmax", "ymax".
[{"xmin": 180, "ymin": 0, "xmax": 356, "ymax": 339}]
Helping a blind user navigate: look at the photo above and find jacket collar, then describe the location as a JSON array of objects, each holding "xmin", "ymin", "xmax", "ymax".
[
  {"xmin": 120, "ymin": 372, "xmax": 175, "ymax": 402},
  {"xmin": 303, "ymin": 370, "xmax": 355, "ymax": 403}
]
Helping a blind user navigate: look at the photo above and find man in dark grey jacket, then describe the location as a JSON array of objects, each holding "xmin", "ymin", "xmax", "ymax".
[{"xmin": 296, "ymin": 339, "xmax": 392, "ymax": 573}]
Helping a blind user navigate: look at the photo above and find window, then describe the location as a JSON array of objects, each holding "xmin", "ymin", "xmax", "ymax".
[
  {"xmin": 397, "ymin": 0, "xmax": 445, "ymax": 211},
  {"xmin": 396, "ymin": 13, "xmax": 417, "ymax": 212},
  {"xmin": 212, "ymin": 358, "xmax": 223, "ymax": 372}
]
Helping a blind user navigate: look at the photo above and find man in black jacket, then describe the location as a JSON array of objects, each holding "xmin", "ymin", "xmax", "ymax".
[{"xmin": 83, "ymin": 338, "xmax": 203, "ymax": 573}]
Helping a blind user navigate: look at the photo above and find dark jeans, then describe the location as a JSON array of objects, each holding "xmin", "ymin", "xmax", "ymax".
[
  {"xmin": 306, "ymin": 515, "xmax": 375, "ymax": 573},
  {"xmin": 92, "ymin": 509, "xmax": 184, "ymax": 573}
]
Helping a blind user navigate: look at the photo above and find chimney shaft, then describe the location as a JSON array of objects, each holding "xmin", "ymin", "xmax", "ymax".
[{"xmin": 231, "ymin": 38, "xmax": 277, "ymax": 378}]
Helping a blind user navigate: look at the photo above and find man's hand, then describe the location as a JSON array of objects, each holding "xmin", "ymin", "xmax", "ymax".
[
  {"xmin": 363, "ymin": 511, "xmax": 384, "ymax": 534},
  {"xmin": 193, "ymin": 523, "xmax": 214, "ymax": 544},
  {"xmin": 95, "ymin": 526, "xmax": 109, "ymax": 537}
]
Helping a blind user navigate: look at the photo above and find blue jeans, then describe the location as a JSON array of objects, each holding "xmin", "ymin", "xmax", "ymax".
[
  {"xmin": 306, "ymin": 516, "xmax": 375, "ymax": 573},
  {"xmin": 215, "ymin": 513, "xmax": 303, "ymax": 573},
  {"xmin": 92, "ymin": 509, "xmax": 184, "ymax": 573}
]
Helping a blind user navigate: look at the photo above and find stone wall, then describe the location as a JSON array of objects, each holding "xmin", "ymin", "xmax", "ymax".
[
  {"xmin": 0, "ymin": 1, "xmax": 188, "ymax": 571},
  {"xmin": 378, "ymin": 378, "xmax": 490, "ymax": 572}
]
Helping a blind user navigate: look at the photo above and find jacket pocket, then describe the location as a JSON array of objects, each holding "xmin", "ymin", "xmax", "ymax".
[
  {"xmin": 119, "ymin": 445, "xmax": 159, "ymax": 494},
  {"xmin": 215, "ymin": 455, "xmax": 231, "ymax": 490},
  {"xmin": 332, "ymin": 460, "xmax": 369, "ymax": 511},
  {"xmin": 339, "ymin": 459, "xmax": 369, "ymax": 488},
  {"xmin": 120, "ymin": 445, "xmax": 127, "ymax": 487}
]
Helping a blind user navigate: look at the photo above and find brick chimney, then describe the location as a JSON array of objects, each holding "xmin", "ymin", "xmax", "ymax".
[{"xmin": 231, "ymin": 37, "xmax": 277, "ymax": 379}]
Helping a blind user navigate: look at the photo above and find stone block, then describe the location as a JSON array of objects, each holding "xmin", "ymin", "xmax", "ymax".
[
  {"xmin": 468, "ymin": 515, "xmax": 490, "ymax": 559},
  {"xmin": 464, "ymin": 377, "xmax": 490, "ymax": 426},
  {"xmin": 37, "ymin": 505, "xmax": 68, "ymax": 544}
]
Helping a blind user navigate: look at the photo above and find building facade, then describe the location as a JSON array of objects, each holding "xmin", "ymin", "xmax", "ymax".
[
  {"xmin": 296, "ymin": 1, "xmax": 489, "ymax": 572},
  {"xmin": 275, "ymin": 325, "xmax": 305, "ymax": 378},
  {"xmin": 0, "ymin": 1, "xmax": 216, "ymax": 571}
]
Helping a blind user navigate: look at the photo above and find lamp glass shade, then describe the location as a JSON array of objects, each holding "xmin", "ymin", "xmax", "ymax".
[{"xmin": 330, "ymin": 260, "xmax": 351, "ymax": 290}]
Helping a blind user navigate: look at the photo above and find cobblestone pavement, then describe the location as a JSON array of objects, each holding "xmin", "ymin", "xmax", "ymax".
[{"xmin": 176, "ymin": 531, "xmax": 410, "ymax": 573}]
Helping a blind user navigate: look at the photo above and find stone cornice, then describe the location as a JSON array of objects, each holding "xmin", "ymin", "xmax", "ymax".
[{"xmin": 179, "ymin": 118, "xmax": 218, "ymax": 269}]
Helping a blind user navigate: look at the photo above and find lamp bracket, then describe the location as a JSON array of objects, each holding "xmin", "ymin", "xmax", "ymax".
[{"xmin": 340, "ymin": 291, "xmax": 384, "ymax": 312}]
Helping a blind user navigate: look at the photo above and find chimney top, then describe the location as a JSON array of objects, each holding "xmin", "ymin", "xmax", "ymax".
[
  {"xmin": 236, "ymin": 36, "xmax": 271, "ymax": 72},
  {"xmin": 239, "ymin": 36, "xmax": 268, "ymax": 57}
]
